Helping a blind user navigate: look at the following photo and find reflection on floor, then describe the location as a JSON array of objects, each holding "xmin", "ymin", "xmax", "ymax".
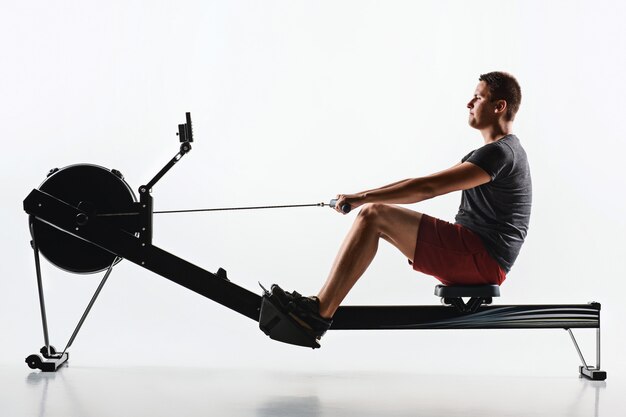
[{"xmin": 0, "ymin": 365, "xmax": 618, "ymax": 417}]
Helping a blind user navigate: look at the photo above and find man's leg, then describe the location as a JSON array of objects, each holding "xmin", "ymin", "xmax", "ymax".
[{"xmin": 317, "ymin": 203, "xmax": 423, "ymax": 318}]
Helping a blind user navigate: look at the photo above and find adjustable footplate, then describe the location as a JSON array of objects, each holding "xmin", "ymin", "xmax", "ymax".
[{"xmin": 258, "ymin": 284, "xmax": 321, "ymax": 349}]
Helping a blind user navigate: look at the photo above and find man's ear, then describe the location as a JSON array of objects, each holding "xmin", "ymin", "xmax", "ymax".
[{"xmin": 494, "ymin": 100, "xmax": 508, "ymax": 115}]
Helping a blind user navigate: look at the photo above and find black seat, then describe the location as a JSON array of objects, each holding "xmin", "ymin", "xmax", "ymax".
[
  {"xmin": 434, "ymin": 284, "xmax": 500, "ymax": 298},
  {"xmin": 435, "ymin": 285, "xmax": 500, "ymax": 313}
]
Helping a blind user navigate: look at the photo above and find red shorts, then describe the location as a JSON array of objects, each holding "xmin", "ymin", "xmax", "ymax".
[{"xmin": 411, "ymin": 214, "xmax": 506, "ymax": 286}]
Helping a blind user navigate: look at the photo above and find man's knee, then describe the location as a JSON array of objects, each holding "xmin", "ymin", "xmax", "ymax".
[
  {"xmin": 358, "ymin": 203, "xmax": 423, "ymax": 237},
  {"xmin": 356, "ymin": 203, "xmax": 388, "ymax": 227}
]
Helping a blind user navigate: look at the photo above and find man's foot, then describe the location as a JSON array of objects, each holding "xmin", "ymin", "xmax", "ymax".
[{"xmin": 269, "ymin": 284, "xmax": 333, "ymax": 338}]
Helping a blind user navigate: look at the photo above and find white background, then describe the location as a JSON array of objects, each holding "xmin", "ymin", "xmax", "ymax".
[{"xmin": 1, "ymin": 0, "xmax": 625, "ymax": 377}]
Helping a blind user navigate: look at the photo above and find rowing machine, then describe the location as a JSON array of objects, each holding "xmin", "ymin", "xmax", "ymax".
[{"xmin": 23, "ymin": 112, "xmax": 606, "ymax": 380}]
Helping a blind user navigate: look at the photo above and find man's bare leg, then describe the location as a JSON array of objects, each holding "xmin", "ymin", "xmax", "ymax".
[{"xmin": 317, "ymin": 203, "xmax": 423, "ymax": 318}]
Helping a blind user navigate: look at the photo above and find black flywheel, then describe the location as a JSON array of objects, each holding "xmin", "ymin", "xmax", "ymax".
[{"xmin": 30, "ymin": 164, "xmax": 136, "ymax": 274}]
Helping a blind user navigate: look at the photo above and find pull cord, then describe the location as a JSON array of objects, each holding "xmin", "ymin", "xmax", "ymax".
[{"xmin": 154, "ymin": 202, "xmax": 330, "ymax": 214}]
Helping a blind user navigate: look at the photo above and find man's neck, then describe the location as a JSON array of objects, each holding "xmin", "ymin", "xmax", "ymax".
[{"xmin": 480, "ymin": 122, "xmax": 513, "ymax": 144}]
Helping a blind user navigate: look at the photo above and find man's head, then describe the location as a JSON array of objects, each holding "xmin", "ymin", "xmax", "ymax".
[
  {"xmin": 479, "ymin": 72, "xmax": 522, "ymax": 122},
  {"xmin": 467, "ymin": 71, "xmax": 522, "ymax": 130}
]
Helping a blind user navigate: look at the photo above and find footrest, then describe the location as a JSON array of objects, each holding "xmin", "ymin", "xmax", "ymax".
[
  {"xmin": 580, "ymin": 366, "xmax": 607, "ymax": 381},
  {"xmin": 435, "ymin": 284, "xmax": 500, "ymax": 298},
  {"xmin": 259, "ymin": 293, "xmax": 320, "ymax": 349}
]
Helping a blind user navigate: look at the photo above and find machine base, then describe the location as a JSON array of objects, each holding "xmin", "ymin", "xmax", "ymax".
[{"xmin": 25, "ymin": 352, "xmax": 69, "ymax": 372}]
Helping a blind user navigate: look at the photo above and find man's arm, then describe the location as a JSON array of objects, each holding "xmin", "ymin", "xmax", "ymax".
[
  {"xmin": 337, "ymin": 162, "xmax": 490, "ymax": 211},
  {"xmin": 356, "ymin": 161, "xmax": 465, "ymax": 196}
]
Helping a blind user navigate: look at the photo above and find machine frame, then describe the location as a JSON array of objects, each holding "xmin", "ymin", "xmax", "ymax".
[{"xmin": 23, "ymin": 113, "xmax": 606, "ymax": 380}]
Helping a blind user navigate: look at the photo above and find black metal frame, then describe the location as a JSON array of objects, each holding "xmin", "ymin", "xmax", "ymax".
[{"xmin": 23, "ymin": 112, "xmax": 606, "ymax": 380}]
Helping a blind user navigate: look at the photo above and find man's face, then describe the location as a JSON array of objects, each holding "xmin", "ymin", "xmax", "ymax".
[{"xmin": 467, "ymin": 81, "xmax": 498, "ymax": 129}]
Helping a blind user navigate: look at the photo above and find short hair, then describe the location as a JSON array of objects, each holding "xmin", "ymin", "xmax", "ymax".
[{"xmin": 479, "ymin": 71, "xmax": 522, "ymax": 121}]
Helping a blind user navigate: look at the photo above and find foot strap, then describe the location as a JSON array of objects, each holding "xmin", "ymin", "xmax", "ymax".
[{"xmin": 259, "ymin": 290, "xmax": 321, "ymax": 349}]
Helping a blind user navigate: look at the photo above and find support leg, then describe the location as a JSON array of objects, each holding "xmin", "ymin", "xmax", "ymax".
[
  {"xmin": 25, "ymin": 251, "xmax": 118, "ymax": 372},
  {"xmin": 26, "ymin": 237, "xmax": 69, "ymax": 372},
  {"xmin": 32, "ymin": 239, "xmax": 51, "ymax": 356},
  {"xmin": 61, "ymin": 257, "xmax": 119, "ymax": 356},
  {"xmin": 566, "ymin": 328, "xmax": 606, "ymax": 381}
]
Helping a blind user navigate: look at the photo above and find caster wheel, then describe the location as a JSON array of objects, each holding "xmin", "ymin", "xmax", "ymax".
[
  {"xmin": 40, "ymin": 345, "xmax": 57, "ymax": 357},
  {"xmin": 25, "ymin": 354, "xmax": 43, "ymax": 370}
]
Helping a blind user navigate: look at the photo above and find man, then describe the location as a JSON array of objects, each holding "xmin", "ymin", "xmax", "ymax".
[{"xmin": 272, "ymin": 71, "xmax": 531, "ymax": 340}]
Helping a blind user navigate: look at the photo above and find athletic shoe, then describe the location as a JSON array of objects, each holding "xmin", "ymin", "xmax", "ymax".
[{"xmin": 270, "ymin": 284, "xmax": 333, "ymax": 338}]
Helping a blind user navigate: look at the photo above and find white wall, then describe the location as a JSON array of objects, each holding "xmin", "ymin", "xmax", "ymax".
[{"xmin": 2, "ymin": 0, "xmax": 625, "ymax": 376}]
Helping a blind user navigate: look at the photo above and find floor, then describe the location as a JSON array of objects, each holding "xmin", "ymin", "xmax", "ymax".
[{"xmin": 0, "ymin": 364, "xmax": 620, "ymax": 417}]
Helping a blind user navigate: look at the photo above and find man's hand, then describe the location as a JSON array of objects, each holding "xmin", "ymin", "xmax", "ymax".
[{"xmin": 333, "ymin": 194, "xmax": 364, "ymax": 214}]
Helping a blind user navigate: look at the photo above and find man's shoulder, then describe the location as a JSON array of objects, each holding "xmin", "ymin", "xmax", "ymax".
[
  {"xmin": 490, "ymin": 135, "xmax": 527, "ymax": 162},
  {"xmin": 474, "ymin": 139, "xmax": 511, "ymax": 159},
  {"xmin": 499, "ymin": 135, "xmax": 528, "ymax": 163},
  {"xmin": 462, "ymin": 135, "xmax": 523, "ymax": 164},
  {"xmin": 499, "ymin": 134, "xmax": 524, "ymax": 152}
]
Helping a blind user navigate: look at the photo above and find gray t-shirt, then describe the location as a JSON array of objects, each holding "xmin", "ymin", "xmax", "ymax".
[{"xmin": 454, "ymin": 135, "xmax": 532, "ymax": 273}]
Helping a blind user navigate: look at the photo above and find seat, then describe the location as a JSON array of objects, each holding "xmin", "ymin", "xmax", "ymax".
[
  {"xmin": 435, "ymin": 285, "xmax": 500, "ymax": 313},
  {"xmin": 434, "ymin": 284, "xmax": 500, "ymax": 298}
]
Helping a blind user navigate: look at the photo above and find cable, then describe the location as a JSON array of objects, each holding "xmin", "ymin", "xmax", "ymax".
[
  {"xmin": 95, "ymin": 199, "xmax": 350, "ymax": 216},
  {"xmin": 154, "ymin": 202, "xmax": 330, "ymax": 214}
]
